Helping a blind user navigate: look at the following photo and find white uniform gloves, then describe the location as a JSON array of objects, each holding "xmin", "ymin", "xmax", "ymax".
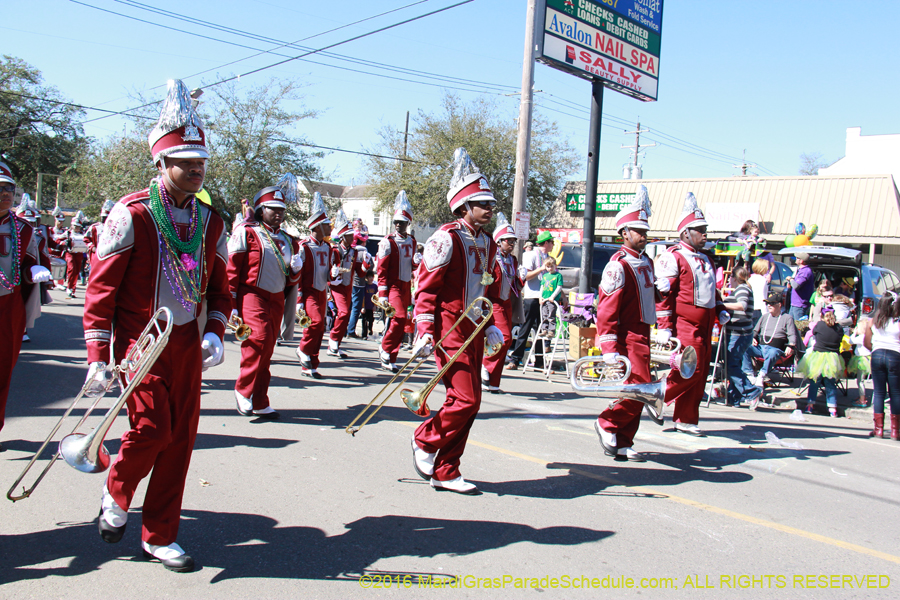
[
  {"xmin": 30, "ymin": 265, "xmax": 52, "ymax": 283},
  {"xmin": 84, "ymin": 362, "xmax": 114, "ymax": 398},
  {"xmin": 602, "ymin": 352, "xmax": 620, "ymax": 365},
  {"xmin": 412, "ymin": 333, "xmax": 434, "ymax": 358},
  {"xmin": 201, "ymin": 333, "xmax": 224, "ymax": 371},
  {"xmin": 655, "ymin": 278, "xmax": 671, "ymax": 293},
  {"xmin": 655, "ymin": 329, "xmax": 672, "ymax": 345},
  {"xmin": 290, "ymin": 253, "xmax": 303, "ymax": 273},
  {"xmin": 484, "ymin": 325, "xmax": 504, "ymax": 350}
]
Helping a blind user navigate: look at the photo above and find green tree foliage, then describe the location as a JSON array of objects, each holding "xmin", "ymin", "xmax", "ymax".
[
  {"xmin": 0, "ymin": 55, "xmax": 86, "ymax": 208},
  {"xmin": 364, "ymin": 93, "xmax": 578, "ymax": 229}
]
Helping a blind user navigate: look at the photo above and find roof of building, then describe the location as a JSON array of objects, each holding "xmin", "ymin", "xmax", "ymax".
[{"xmin": 544, "ymin": 174, "xmax": 900, "ymax": 244}]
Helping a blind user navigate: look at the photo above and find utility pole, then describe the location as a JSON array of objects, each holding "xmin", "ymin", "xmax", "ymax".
[
  {"xmin": 621, "ymin": 120, "xmax": 656, "ymax": 177},
  {"xmin": 512, "ymin": 0, "xmax": 538, "ymax": 252},
  {"xmin": 733, "ymin": 149, "xmax": 755, "ymax": 176}
]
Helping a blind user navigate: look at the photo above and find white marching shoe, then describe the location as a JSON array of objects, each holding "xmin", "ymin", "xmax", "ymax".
[
  {"xmin": 430, "ymin": 475, "xmax": 480, "ymax": 495},
  {"xmin": 675, "ymin": 422, "xmax": 703, "ymax": 436},
  {"xmin": 99, "ymin": 485, "xmax": 127, "ymax": 543},
  {"xmin": 141, "ymin": 541, "xmax": 195, "ymax": 573},
  {"xmin": 594, "ymin": 420, "xmax": 617, "ymax": 457},
  {"xmin": 411, "ymin": 437, "xmax": 435, "ymax": 480},
  {"xmin": 235, "ymin": 390, "xmax": 253, "ymax": 416},
  {"xmin": 615, "ymin": 447, "xmax": 647, "ymax": 462}
]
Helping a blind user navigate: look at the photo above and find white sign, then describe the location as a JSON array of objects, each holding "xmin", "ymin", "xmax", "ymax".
[
  {"xmin": 704, "ymin": 203, "xmax": 760, "ymax": 233},
  {"xmin": 514, "ymin": 211, "xmax": 531, "ymax": 240}
]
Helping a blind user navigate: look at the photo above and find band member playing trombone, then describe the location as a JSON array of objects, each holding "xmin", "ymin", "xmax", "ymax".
[
  {"xmin": 481, "ymin": 212, "xmax": 523, "ymax": 393},
  {"xmin": 227, "ymin": 175, "xmax": 303, "ymax": 419},
  {"xmin": 82, "ymin": 80, "xmax": 230, "ymax": 572},
  {"xmin": 296, "ymin": 192, "xmax": 333, "ymax": 379},
  {"xmin": 594, "ymin": 188, "xmax": 655, "ymax": 462},
  {"xmin": 410, "ymin": 148, "xmax": 504, "ymax": 495},
  {"xmin": 0, "ymin": 162, "xmax": 52, "ymax": 450},
  {"xmin": 377, "ymin": 191, "xmax": 419, "ymax": 372},
  {"xmin": 328, "ymin": 208, "xmax": 370, "ymax": 359},
  {"xmin": 655, "ymin": 193, "xmax": 729, "ymax": 436}
]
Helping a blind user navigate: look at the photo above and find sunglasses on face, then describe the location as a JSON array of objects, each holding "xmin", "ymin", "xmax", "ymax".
[
  {"xmin": 822, "ymin": 293, "xmax": 834, "ymax": 299},
  {"xmin": 689, "ymin": 226, "xmax": 708, "ymax": 234},
  {"xmin": 471, "ymin": 200, "xmax": 495, "ymax": 209},
  {"xmin": 0, "ymin": 185, "xmax": 16, "ymax": 194}
]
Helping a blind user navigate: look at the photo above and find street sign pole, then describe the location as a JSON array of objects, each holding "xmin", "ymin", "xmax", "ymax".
[{"xmin": 579, "ymin": 81, "xmax": 604, "ymax": 294}]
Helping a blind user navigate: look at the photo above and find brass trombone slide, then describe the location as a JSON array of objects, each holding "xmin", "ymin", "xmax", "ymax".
[
  {"xmin": 7, "ymin": 308, "xmax": 174, "ymax": 502},
  {"xmin": 346, "ymin": 297, "xmax": 495, "ymax": 436}
]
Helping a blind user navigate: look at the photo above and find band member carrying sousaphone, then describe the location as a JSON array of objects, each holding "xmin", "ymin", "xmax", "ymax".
[
  {"xmin": 82, "ymin": 79, "xmax": 231, "ymax": 572},
  {"xmin": 409, "ymin": 148, "xmax": 505, "ymax": 495},
  {"xmin": 227, "ymin": 174, "xmax": 304, "ymax": 419},
  {"xmin": 593, "ymin": 187, "xmax": 657, "ymax": 462}
]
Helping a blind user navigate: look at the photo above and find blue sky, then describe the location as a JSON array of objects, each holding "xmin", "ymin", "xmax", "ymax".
[{"xmin": 4, "ymin": 0, "xmax": 899, "ymax": 185}]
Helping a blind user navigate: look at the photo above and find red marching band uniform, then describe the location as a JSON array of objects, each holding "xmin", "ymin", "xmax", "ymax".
[
  {"xmin": 0, "ymin": 164, "xmax": 51, "ymax": 444},
  {"xmin": 61, "ymin": 210, "xmax": 89, "ymax": 297},
  {"xmin": 228, "ymin": 175, "xmax": 303, "ymax": 418},
  {"xmin": 593, "ymin": 189, "xmax": 656, "ymax": 460},
  {"xmin": 296, "ymin": 192, "xmax": 333, "ymax": 378},
  {"xmin": 84, "ymin": 199, "xmax": 115, "ymax": 267},
  {"xmin": 377, "ymin": 191, "xmax": 418, "ymax": 371},
  {"xmin": 328, "ymin": 208, "xmax": 370, "ymax": 358},
  {"xmin": 481, "ymin": 212, "xmax": 523, "ymax": 393},
  {"xmin": 83, "ymin": 79, "xmax": 230, "ymax": 571},
  {"xmin": 410, "ymin": 148, "xmax": 504, "ymax": 495},
  {"xmin": 655, "ymin": 193, "xmax": 726, "ymax": 432}
]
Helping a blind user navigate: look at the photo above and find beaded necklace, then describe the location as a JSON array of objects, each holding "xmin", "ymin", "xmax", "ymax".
[
  {"xmin": 259, "ymin": 224, "xmax": 289, "ymax": 278},
  {"xmin": 0, "ymin": 215, "xmax": 22, "ymax": 291},
  {"xmin": 459, "ymin": 219, "xmax": 493, "ymax": 285},
  {"xmin": 150, "ymin": 179, "xmax": 203, "ymax": 266},
  {"xmin": 760, "ymin": 313, "xmax": 783, "ymax": 345}
]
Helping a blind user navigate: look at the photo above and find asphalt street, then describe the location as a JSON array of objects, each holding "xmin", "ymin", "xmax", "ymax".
[{"xmin": 1, "ymin": 290, "xmax": 898, "ymax": 599}]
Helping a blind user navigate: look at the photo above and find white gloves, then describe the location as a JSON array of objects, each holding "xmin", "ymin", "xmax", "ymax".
[
  {"xmin": 655, "ymin": 329, "xmax": 672, "ymax": 345},
  {"xmin": 485, "ymin": 325, "xmax": 504, "ymax": 349},
  {"xmin": 290, "ymin": 253, "xmax": 303, "ymax": 273},
  {"xmin": 84, "ymin": 362, "xmax": 114, "ymax": 398},
  {"xmin": 602, "ymin": 352, "xmax": 620, "ymax": 365},
  {"xmin": 201, "ymin": 333, "xmax": 224, "ymax": 371},
  {"xmin": 330, "ymin": 265, "xmax": 341, "ymax": 279},
  {"xmin": 718, "ymin": 311, "xmax": 731, "ymax": 324},
  {"xmin": 230, "ymin": 309, "xmax": 239, "ymax": 321},
  {"xmin": 412, "ymin": 333, "xmax": 434, "ymax": 358},
  {"xmin": 357, "ymin": 249, "xmax": 372, "ymax": 264},
  {"xmin": 30, "ymin": 265, "xmax": 52, "ymax": 283},
  {"xmin": 655, "ymin": 278, "xmax": 671, "ymax": 293},
  {"xmin": 413, "ymin": 252, "xmax": 423, "ymax": 265}
]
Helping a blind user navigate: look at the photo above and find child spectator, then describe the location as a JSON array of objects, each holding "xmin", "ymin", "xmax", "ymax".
[
  {"xmin": 797, "ymin": 306, "xmax": 846, "ymax": 416},
  {"xmin": 848, "ymin": 317, "xmax": 872, "ymax": 407},
  {"xmin": 537, "ymin": 257, "xmax": 563, "ymax": 338}
]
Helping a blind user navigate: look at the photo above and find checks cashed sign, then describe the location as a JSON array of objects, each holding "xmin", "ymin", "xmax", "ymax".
[{"xmin": 537, "ymin": 0, "xmax": 663, "ymax": 102}]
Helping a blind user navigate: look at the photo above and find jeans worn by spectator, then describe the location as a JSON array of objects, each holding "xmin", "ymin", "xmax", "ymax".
[
  {"xmin": 871, "ymin": 349, "xmax": 900, "ymax": 415},
  {"xmin": 788, "ymin": 305, "xmax": 808, "ymax": 321},
  {"xmin": 346, "ymin": 285, "xmax": 366, "ymax": 337},
  {"xmin": 726, "ymin": 332, "xmax": 757, "ymax": 406},
  {"xmin": 743, "ymin": 344, "xmax": 786, "ymax": 378},
  {"xmin": 510, "ymin": 298, "xmax": 544, "ymax": 365},
  {"xmin": 808, "ymin": 377, "xmax": 838, "ymax": 408}
]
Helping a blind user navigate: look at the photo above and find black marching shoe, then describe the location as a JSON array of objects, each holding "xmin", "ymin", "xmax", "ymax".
[
  {"xmin": 142, "ymin": 542, "xmax": 195, "ymax": 573},
  {"xmin": 98, "ymin": 509, "xmax": 127, "ymax": 544}
]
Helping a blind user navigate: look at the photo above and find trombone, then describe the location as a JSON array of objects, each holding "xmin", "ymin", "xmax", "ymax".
[
  {"xmin": 7, "ymin": 308, "xmax": 174, "ymax": 502},
  {"xmin": 346, "ymin": 296, "xmax": 496, "ymax": 435},
  {"xmin": 228, "ymin": 314, "xmax": 251, "ymax": 341},
  {"xmin": 371, "ymin": 294, "xmax": 396, "ymax": 318}
]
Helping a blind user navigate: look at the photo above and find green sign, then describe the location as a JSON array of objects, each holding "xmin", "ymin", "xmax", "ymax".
[{"xmin": 566, "ymin": 192, "xmax": 635, "ymax": 212}]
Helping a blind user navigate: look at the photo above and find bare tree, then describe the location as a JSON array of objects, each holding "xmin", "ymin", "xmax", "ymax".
[{"xmin": 799, "ymin": 152, "xmax": 829, "ymax": 176}]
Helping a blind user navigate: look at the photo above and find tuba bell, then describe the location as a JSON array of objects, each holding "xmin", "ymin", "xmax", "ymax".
[
  {"xmin": 570, "ymin": 355, "xmax": 667, "ymax": 419},
  {"xmin": 649, "ymin": 332, "xmax": 698, "ymax": 378}
]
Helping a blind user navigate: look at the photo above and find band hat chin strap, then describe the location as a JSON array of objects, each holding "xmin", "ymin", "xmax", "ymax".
[{"xmin": 159, "ymin": 157, "xmax": 195, "ymax": 199}]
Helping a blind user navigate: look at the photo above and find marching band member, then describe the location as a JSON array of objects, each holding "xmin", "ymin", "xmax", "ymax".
[
  {"xmin": 327, "ymin": 208, "xmax": 370, "ymax": 359},
  {"xmin": 655, "ymin": 193, "xmax": 728, "ymax": 436},
  {"xmin": 296, "ymin": 192, "xmax": 333, "ymax": 379},
  {"xmin": 377, "ymin": 191, "xmax": 419, "ymax": 372},
  {"xmin": 228, "ymin": 174, "xmax": 303, "ymax": 419},
  {"xmin": 0, "ymin": 164, "xmax": 51, "ymax": 450},
  {"xmin": 593, "ymin": 188, "xmax": 655, "ymax": 461},
  {"xmin": 481, "ymin": 212, "xmax": 523, "ymax": 393},
  {"xmin": 16, "ymin": 196, "xmax": 53, "ymax": 341},
  {"xmin": 84, "ymin": 200, "xmax": 115, "ymax": 266},
  {"xmin": 61, "ymin": 210, "xmax": 89, "ymax": 298},
  {"xmin": 410, "ymin": 148, "xmax": 504, "ymax": 495},
  {"xmin": 82, "ymin": 79, "xmax": 230, "ymax": 572},
  {"xmin": 49, "ymin": 208, "xmax": 67, "ymax": 290}
]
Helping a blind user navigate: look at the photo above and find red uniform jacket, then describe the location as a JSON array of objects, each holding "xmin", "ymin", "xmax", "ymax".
[
  {"xmin": 486, "ymin": 250, "xmax": 522, "ymax": 303},
  {"xmin": 227, "ymin": 221, "xmax": 301, "ymax": 303},
  {"xmin": 298, "ymin": 236, "xmax": 334, "ymax": 299},
  {"xmin": 376, "ymin": 233, "xmax": 417, "ymax": 297},
  {"xmin": 595, "ymin": 246, "xmax": 656, "ymax": 354},
  {"xmin": 330, "ymin": 242, "xmax": 368, "ymax": 293}
]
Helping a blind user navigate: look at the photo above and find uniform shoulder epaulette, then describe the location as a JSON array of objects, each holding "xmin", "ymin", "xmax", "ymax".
[{"xmin": 121, "ymin": 189, "xmax": 150, "ymax": 205}]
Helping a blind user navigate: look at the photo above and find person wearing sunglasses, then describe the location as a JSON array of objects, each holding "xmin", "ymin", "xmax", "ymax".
[{"xmin": 654, "ymin": 193, "xmax": 728, "ymax": 436}]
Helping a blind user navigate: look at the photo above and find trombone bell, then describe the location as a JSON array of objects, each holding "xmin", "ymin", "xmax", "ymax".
[
  {"xmin": 59, "ymin": 432, "xmax": 111, "ymax": 473},
  {"xmin": 228, "ymin": 315, "xmax": 252, "ymax": 341}
]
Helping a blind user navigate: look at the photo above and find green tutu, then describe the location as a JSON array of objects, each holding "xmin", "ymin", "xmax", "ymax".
[
  {"xmin": 797, "ymin": 351, "xmax": 846, "ymax": 380},
  {"xmin": 847, "ymin": 355, "xmax": 871, "ymax": 376}
]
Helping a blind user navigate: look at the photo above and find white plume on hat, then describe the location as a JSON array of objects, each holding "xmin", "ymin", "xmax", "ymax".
[
  {"xmin": 16, "ymin": 193, "xmax": 32, "ymax": 214},
  {"xmin": 276, "ymin": 173, "xmax": 300, "ymax": 205},
  {"xmin": 332, "ymin": 207, "xmax": 352, "ymax": 237},
  {"xmin": 676, "ymin": 192, "xmax": 707, "ymax": 234},
  {"xmin": 101, "ymin": 199, "xmax": 116, "ymax": 216},
  {"xmin": 492, "ymin": 212, "xmax": 517, "ymax": 242},
  {"xmin": 446, "ymin": 147, "xmax": 494, "ymax": 212},
  {"xmin": 73, "ymin": 210, "xmax": 87, "ymax": 226},
  {"xmin": 615, "ymin": 184, "xmax": 652, "ymax": 232},
  {"xmin": 51, "ymin": 206, "xmax": 63, "ymax": 219},
  {"xmin": 305, "ymin": 191, "xmax": 330, "ymax": 229},
  {"xmin": 393, "ymin": 190, "xmax": 413, "ymax": 222},
  {"xmin": 148, "ymin": 79, "xmax": 208, "ymax": 164}
]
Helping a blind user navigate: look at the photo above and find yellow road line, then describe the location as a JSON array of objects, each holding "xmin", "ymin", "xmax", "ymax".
[{"xmin": 400, "ymin": 422, "xmax": 900, "ymax": 565}]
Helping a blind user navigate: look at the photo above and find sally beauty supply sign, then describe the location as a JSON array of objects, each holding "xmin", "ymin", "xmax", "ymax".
[{"xmin": 536, "ymin": 0, "xmax": 663, "ymax": 102}]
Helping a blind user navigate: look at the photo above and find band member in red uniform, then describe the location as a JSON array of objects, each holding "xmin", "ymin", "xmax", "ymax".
[
  {"xmin": 61, "ymin": 210, "xmax": 89, "ymax": 298},
  {"xmin": 327, "ymin": 208, "xmax": 370, "ymax": 359},
  {"xmin": 377, "ymin": 191, "xmax": 419, "ymax": 372},
  {"xmin": 410, "ymin": 148, "xmax": 505, "ymax": 495},
  {"xmin": 228, "ymin": 174, "xmax": 303, "ymax": 419},
  {"xmin": 655, "ymin": 193, "xmax": 729, "ymax": 436},
  {"xmin": 16, "ymin": 196, "xmax": 53, "ymax": 342},
  {"xmin": 296, "ymin": 192, "xmax": 333, "ymax": 379},
  {"xmin": 82, "ymin": 79, "xmax": 230, "ymax": 572},
  {"xmin": 593, "ymin": 188, "xmax": 656, "ymax": 461},
  {"xmin": 84, "ymin": 200, "xmax": 115, "ymax": 266},
  {"xmin": 481, "ymin": 212, "xmax": 523, "ymax": 394},
  {"xmin": 49, "ymin": 208, "xmax": 67, "ymax": 289},
  {"xmin": 0, "ymin": 163, "xmax": 51, "ymax": 450}
]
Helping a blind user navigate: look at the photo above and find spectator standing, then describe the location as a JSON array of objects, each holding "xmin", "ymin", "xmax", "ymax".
[
  {"xmin": 797, "ymin": 306, "xmax": 846, "ymax": 416},
  {"xmin": 787, "ymin": 252, "xmax": 815, "ymax": 319},
  {"xmin": 722, "ymin": 267, "xmax": 760, "ymax": 408},
  {"xmin": 748, "ymin": 259, "xmax": 769, "ymax": 326},
  {"xmin": 848, "ymin": 318, "xmax": 872, "ymax": 407},
  {"xmin": 507, "ymin": 231, "xmax": 554, "ymax": 368},
  {"xmin": 863, "ymin": 292, "xmax": 900, "ymax": 439},
  {"xmin": 537, "ymin": 257, "xmax": 563, "ymax": 338},
  {"xmin": 361, "ymin": 271, "xmax": 377, "ymax": 339}
]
